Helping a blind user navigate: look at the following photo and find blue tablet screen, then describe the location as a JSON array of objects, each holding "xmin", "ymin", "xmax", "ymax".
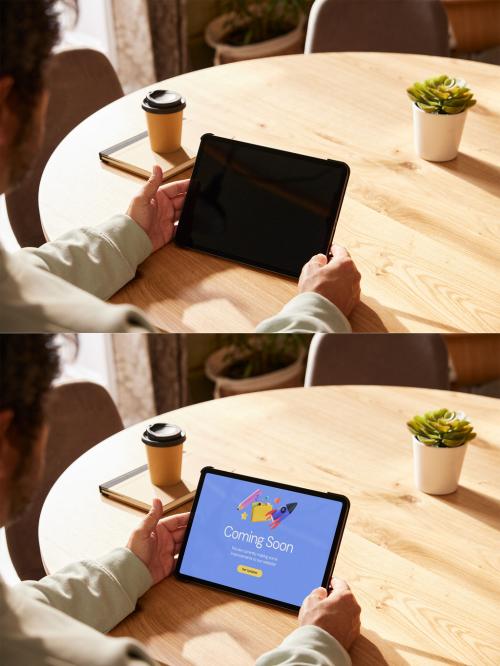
[{"xmin": 178, "ymin": 472, "xmax": 346, "ymax": 608}]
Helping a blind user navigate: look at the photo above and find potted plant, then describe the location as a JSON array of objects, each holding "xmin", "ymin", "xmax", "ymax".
[
  {"xmin": 205, "ymin": 334, "xmax": 309, "ymax": 398},
  {"xmin": 407, "ymin": 75, "xmax": 476, "ymax": 162},
  {"xmin": 205, "ymin": 0, "xmax": 310, "ymax": 65},
  {"xmin": 407, "ymin": 408, "xmax": 476, "ymax": 495}
]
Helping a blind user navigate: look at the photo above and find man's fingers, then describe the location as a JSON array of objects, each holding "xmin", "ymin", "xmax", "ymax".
[
  {"xmin": 158, "ymin": 178, "xmax": 191, "ymax": 199},
  {"xmin": 158, "ymin": 511, "xmax": 190, "ymax": 533},
  {"xmin": 171, "ymin": 193, "xmax": 187, "ymax": 210},
  {"xmin": 168, "ymin": 524, "xmax": 188, "ymax": 543}
]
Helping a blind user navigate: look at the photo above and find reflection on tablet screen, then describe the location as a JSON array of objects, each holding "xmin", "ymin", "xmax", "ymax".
[{"xmin": 177, "ymin": 136, "xmax": 349, "ymax": 277}]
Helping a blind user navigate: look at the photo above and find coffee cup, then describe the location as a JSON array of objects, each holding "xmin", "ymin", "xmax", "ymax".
[
  {"xmin": 142, "ymin": 90, "xmax": 186, "ymax": 153},
  {"xmin": 142, "ymin": 422, "xmax": 186, "ymax": 486}
]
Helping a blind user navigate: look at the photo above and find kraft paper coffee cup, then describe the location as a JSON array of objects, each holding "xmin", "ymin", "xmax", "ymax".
[
  {"xmin": 142, "ymin": 422, "xmax": 186, "ymax": 487},
  {"xmin": 142, "ymin": 90, "xmax": 186, "ymax": 153}
]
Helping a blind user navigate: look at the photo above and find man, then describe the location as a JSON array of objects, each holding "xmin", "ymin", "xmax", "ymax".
[
  {"xmin": 0, "ymin": 0, "xmax": 361, "ymax": 333},
  {"xmin": 0, "ymin": 335, "xmax": 362, "ymax": 665}
]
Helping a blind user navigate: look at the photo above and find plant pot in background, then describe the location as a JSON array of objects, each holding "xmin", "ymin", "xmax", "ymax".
[
  {"xmin": 205, "ymin": 12, "xmax": 306, "ymax": 65},
  {"xmin": 412, "ymin": 436, "xmax": 468, "ymax": 494},
  {"xmin": 205, "ymin": 346, "xmax": 305, "ymax": 398},
  {"xmin": 412, "ymin": 104, "xmax": 468, "ymax": 162}
]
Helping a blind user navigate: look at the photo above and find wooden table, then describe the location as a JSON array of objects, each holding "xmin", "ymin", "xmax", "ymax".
[
  {"xmin": 39, "ymin": 386, "xmax": 500, "ymax": 666},
  {"xmin": 39, "ymin": 53, "xmax": 500, "ymax": 333}
]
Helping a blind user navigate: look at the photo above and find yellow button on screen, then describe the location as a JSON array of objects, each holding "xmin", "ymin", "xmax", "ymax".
[{"xmin": 237, "ymin": 564, "xmax": 263, "ymax": 578}]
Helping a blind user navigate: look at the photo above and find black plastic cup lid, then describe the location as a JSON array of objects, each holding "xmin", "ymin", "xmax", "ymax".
[
  {"xmin": 141, "ymin": 422, "xmax": 186, "ymax": 447},
  {"xmin": 142, "ymin": 90, "xmax": 186, "ymax": 115}
]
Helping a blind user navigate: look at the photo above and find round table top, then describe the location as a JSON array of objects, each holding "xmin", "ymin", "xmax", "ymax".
[
  {"xmin": 39, "ymin": 385, "xmax": 500, "ymax": 666},
  {"xmin": 39, "ymin": 52, "xmax": 500, "ymax": 333}
]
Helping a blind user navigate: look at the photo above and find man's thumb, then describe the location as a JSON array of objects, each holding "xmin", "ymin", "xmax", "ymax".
[
  {"xmin": 140, "ymin": 165, "xmax": 162, "ymax": 199},
  {"xmin": 309, "ymin": 586, "xmax": 328, "ymax": 601},
  {"xmin": 140, "ymin": 497, "xmax": 163, "ymax": 532},
  {"xmin": 310, "ymin": 254, "xmax": 328, "ymax": 267}
]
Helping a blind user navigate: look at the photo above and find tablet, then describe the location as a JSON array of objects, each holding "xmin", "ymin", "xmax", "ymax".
[
  {"xmin": 175, "ymin": 135, "xmax": 350, "ymax": 278},
  {"xmin": 175, "ymin": 468, "xmax": 350, "ymax": 612}
]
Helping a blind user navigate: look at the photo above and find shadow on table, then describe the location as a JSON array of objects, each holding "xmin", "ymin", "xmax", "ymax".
[
  {"xmin": 114, "ymin": 588, "xmax": 470, "ymax": 666},
  {"xmin": 435, "ymin": 153, "xmax": 500, "ymax": 199},
  {"xmin": 351, "ymin": 295, "xmax": 450, "ymax": 333},
  {"xmin": 356, "ymin": 629, "xmax": 467, "ymax": 665},
  {"xmin": 111, "ymin": 579, "xmax": 240, "ymax": 665},
  {"xmin": 385, "ymin": 642, "xmax": 467, "ymax": 666},
  {"xmin": 352, "ymin": 631, "xmax": 393, "ymax": 665},
  {"xmin": 349, "ymin": 297, "xmax": 391, "ymax": 332},
  {"xmin": 112, "ymin": 245, "xmax": 246, "ymax": 332},
  {"xmin": 357, "ymin": 295, "xmax": 467, "ymax": 334},
  {"xmin": 435, "ymin": 485, "xmax": 500, "ymax": 532}
]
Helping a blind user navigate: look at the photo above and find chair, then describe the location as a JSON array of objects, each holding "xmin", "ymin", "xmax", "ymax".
[
  {"xmin": 305, "ymin": 0, "xmax": 450, "ymax": 56},
  {"xmin": 6, "ymin": 380, "xmax": 124, "ymax": 580},
  {"xmin": 6, "ymin": 48, "xmax": 123, "ymax": 247},
  {"xmin": 304, "ymin": 334, "xmax": 450, "ymax": 389}
]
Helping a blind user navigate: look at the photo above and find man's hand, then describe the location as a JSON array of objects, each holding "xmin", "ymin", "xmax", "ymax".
[
  {"xmin": 126, "ymin": 165, "xmax": 190, "ymax": 252},
  {"xmin": 126, "ymin": 498, "xmax": 189, "ymax": 585},
  {"xmin": 298, "ymin": 244, "xmax": 361, "ymax": 317},
  {"xmin": 299, "ymin": 577, "xmax": 361, "ymax": 651}
]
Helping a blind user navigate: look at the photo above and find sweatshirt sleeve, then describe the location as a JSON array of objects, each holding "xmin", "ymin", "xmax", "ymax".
[
  {"xmin": 18, "ymin": 548, "xmax": 153, "ymax": 633},
  {"xmin": 16, "ymin": 215, "xmax": 152, "ymax": 300},
  {"xmin": 255, "ymin": 626, "xmax": 352, "ymax": 666},
  {"xmin": 256, "ymin": 293, "xmax": 352, "ymax": 333}
]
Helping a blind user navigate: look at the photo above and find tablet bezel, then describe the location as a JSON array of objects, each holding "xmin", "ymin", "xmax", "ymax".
[
  {"xmin": 175, "ymin": 134, "xmax": 350, "ymax": 279},
  {"xmin": 175, "ymin": 467, "xmax": 350, "ymax": 613}
]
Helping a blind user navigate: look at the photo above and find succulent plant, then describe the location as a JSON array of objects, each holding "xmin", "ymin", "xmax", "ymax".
[
  {"xmin": 407, "ymin": 408, "xmax": 476, "ymax": 448},
  {"xmin": 407, "ymin": 75, "xmax": 476, "ymax": 115}
]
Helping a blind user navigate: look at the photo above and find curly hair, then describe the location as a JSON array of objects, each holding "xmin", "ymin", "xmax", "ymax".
[
  {"xmin": 0, "ymin": 0, "xmax": 61, "ymax": 120},
  {"xmin": 0, "ymin": 335, "xmax": 60, "ymax": 458}
]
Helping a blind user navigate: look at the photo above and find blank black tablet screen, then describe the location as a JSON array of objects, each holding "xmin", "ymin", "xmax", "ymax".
[{"xmin": 176, "ymin": 136, "xmax": 349, "ymax": 277}]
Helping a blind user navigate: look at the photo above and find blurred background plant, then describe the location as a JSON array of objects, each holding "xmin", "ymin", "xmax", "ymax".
[
  {"xmin": 217, "ymin": 333, "xmax": 310, "ymax": 379},
  {"xmin": 407, "ymin": 408, "xmax": 477, "ymax": 447},
  {"xmin": 221, "ymin": 0, "xmax": 311, "ymax": 45},
  {"xmin": 407, "ymin": 75, "xmax": 476, "ymax": 114}
]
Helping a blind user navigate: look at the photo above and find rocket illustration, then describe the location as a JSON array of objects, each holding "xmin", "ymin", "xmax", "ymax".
[
  {"xmin": 266, "ymin": 502, "xmax": 297, "ymax": 529},
  {"xmin": 237, "ymin": 489, "xmax": 261, "ymax": 511}
]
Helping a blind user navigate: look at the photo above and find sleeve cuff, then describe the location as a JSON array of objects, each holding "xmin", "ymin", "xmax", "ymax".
[
  {"xmin": 95, "ymin": 547, "xmax": 153, "ymax": 604},
  {"xmin": 256, "ymin": 625, "xmax": 351, "ymax": 666},
  {"xmin": 96, "ymin": 214, "xmax": 153, "ymax": 270},
  {"xmin": 256, "ymin": 293, "xmax": 352, "ymax": 333}
]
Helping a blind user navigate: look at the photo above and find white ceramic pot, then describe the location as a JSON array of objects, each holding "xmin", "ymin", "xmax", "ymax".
[
  {"xmin": 412, "ymin": 104, "xmax": 467, "ymax": 162},
  {"xmin": 205, "ymin": 346, "xmax": 305, "ymax": 398},
  {"xmin": 412, "ymin": 436, "xmax": 467, "ymax": 495},
  {"xmin": 205, "ymin": 12, "xmax": 306, "ymax": 65}
]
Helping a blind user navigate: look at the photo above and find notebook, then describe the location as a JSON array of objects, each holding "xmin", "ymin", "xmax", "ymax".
[
  {"xmin": 99, "ymin": 130, "xmax": 196, "ymax": 181},
  {"xmin": 99, "ymin": 460, "xmax": 199, "ymax": 514}
]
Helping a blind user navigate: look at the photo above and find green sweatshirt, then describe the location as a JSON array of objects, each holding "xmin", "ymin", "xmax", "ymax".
[
  {"xmin": 0, "ymin": 215, "xmax": 351, "ymax": 333},
  {"xmin": 0, "ymin": 547, "xmax": 351, "ymax": 666}
]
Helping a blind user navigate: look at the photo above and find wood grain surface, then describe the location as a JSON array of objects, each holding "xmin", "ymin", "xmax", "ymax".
[
  {"xmin": 39, "ymin": 386, "xmax": 500, "ymax": 666},
  {"xmin": 39, "ymin": 53, "xmax": 500, "ymax": 333}
]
